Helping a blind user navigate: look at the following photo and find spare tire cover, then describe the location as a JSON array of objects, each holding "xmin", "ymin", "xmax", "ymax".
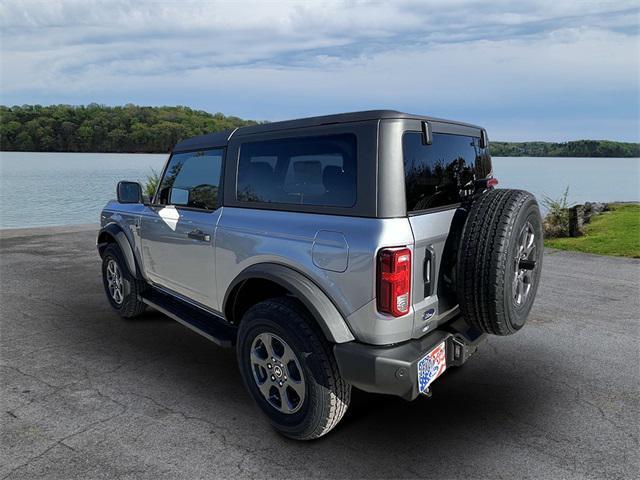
[{"xmin": 456, "ymin": 189, "xmax": 543, "ymax": 335}]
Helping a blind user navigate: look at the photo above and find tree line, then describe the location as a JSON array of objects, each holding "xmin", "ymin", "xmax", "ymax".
[
  {"xmin": 0, "ymin": 104, "xmax": 257, "ymax": 153},
  {"xmin": 1, "ymin": 104, "xmax": 638, "ymax": 157},
  {"xmin": 490, "ymin": 140, "xmax": 639, "ymax": 158}
]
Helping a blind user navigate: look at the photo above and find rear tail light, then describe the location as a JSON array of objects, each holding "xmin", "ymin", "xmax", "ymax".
[{"xmin": 377, "ymin": 247, "xmax": 412, "ymax": 317}]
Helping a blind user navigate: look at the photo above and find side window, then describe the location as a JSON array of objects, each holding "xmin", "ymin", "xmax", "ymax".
[
  {"xmin": 237, "ymin": 134, "xmax": 357, "ymax": 207},
  {"xmin": 403, "ymin": 132, "xmax": 491, "ymax": 212},
  {"xmin": 156, "ymin": 149, "xmax": 223, "ymax": 210}
]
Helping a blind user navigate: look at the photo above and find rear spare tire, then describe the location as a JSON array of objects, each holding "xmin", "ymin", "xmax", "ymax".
[{"xmin": 457, "ymin": 189, "xmax": 543, "ymax": 335}]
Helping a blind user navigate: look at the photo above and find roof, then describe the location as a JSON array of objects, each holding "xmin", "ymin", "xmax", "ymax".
[
  {"xmin": 172, "ymin": 129, "xmax": 235, "ymax": 152},
  {"xmin": 172, "ymin": 110, "xmax": 482, "ymax": 152}
]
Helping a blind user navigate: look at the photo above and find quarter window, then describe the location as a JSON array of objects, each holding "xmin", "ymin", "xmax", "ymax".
[
  {"xmin": 156, "ymin": 149, "xmax": 223, "ymax": 210},
  {"xmin": 237, "ymin": 134, "xmax": 357, "ymax": 207},
  {"xmin": 403, "ymin": 132, "xmax": 491, "ymax": 212}
]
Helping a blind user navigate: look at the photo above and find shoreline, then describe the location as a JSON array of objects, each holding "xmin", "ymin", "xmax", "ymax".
[
  {"xmin": 1, "ymin": 150, "xmax": 639, "ymax": 159},
  {"xmin": 0, "ymin": 223, "xmax": 98, "ymax": 239}
]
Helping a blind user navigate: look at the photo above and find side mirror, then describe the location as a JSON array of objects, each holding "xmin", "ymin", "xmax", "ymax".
[{"xmin": 117, "ymin": 181, "xmax": 143, "ymax": 204}]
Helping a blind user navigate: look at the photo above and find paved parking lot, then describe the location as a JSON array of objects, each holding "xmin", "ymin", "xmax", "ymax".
[{"xmin": 1, "ymin": 226, "xmax": 638, "ymax": 479}]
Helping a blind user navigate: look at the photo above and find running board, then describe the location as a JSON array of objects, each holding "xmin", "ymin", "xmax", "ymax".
[{"xmin": 140, "ymin": 288, "xmax": 237, "ymax": 348}]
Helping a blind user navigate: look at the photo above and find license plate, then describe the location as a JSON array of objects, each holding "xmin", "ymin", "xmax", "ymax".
[{"xmin": 417, "ymin": 341, "xmax": 447, "ymax": 393}]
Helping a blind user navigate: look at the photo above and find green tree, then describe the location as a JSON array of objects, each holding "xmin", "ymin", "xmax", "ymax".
[
  {"xmin": 0, "ymin": 104, "xmax": 259, "ymax": 153},
  {"xmin": 2, "ymin": 104, "xmax": 637, "ymax": 157}
]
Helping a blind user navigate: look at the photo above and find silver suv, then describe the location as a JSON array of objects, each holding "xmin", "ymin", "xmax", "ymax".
[{"xmin": 98, "ymin": 110, "xmax": 543, "ymax": 440}]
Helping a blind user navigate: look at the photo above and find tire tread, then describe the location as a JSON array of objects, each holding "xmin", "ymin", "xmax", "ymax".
[
  {"xmin": 102, "ymin": 243, "xmax": 146, "ymax": 318},
  {"xmin": 456, "ymin": 189, "xmax": 541, "ymax": 335},
  {"xmin": 238, "ymin": 296, "xmax": 350, "ymax": 440}
]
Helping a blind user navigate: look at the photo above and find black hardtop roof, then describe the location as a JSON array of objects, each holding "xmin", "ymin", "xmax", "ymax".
[
  {"xmin": 172, "ymin": 110, "xmax": 482, "ymax": 152},
  {"xmin": 172, "ymin": 129, "xmax": 235, "ymax": 152}
]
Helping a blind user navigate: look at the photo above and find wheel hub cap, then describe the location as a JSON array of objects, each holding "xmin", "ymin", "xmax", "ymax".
[
  {"xmin": 106, "ymin": 259, "xmax": 124, "ymax": 305},
  {"xmin": 513, "ymin": 221, "xmax": 537, "ymax": 307},
  {"xmin": 250, "ymin": 333, "xmax": 305, "ymax": 414}
]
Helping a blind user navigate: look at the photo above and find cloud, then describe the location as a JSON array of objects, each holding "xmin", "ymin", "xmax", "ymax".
[{"xmin": 1, "ymin": 0, "xmax": 638, "ymax": 140}]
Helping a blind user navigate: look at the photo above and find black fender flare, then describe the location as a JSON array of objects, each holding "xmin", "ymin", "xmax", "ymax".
[
  {"xmin": 224, "ymin": 263, "xmax": 355, "ymax": 344},
  {"xmin": 97, "ymin": 223, "xmax": 137, "ymax": 277}
]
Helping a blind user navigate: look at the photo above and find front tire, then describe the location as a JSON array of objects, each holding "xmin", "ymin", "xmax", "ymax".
[
  {"xmin": 237, "ymin": 297, "xmax": 351, "ymax": 440},
  {"xmin": 101, "ymin": 243, "xmax": 146, "ymax": 318}
]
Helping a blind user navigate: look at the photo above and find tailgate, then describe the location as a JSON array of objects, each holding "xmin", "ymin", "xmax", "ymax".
[{"xmin": 408, "ymin": 208, "xmax": 461, "ymax": 339}]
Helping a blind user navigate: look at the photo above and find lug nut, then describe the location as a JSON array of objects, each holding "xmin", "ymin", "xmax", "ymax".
[
  {"xmin": 267, "ymin": 363, "xmax": 272, "ymax": 369},
  {"xmin": 279, "ymin": 381, "xmax": 283, "ymax": 387},
  {"xmin": 271, "ymin": 375, "xmax": 275, "ymax": 381}
]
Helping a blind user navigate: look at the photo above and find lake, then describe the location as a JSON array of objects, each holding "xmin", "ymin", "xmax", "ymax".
[{"xmin": 0, "ymin": 152, "xmax": 638, "ymax": 229}]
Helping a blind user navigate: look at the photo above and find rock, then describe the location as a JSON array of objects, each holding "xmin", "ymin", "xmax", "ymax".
[
  {"xmin": 585, "ymin": 202, "xmax": 607, "ymax": 215},
  {"xmin": 583, "ymin": 202, "xmax": 608, "ymax": 224}
]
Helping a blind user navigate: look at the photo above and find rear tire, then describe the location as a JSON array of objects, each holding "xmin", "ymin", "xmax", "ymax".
[
  {"xmin": 101, "ymin": 243, "xmax": 146, "ymax": 318},
  {"xmin": 237, "ymin": 297, "xmax": 351, "ymax": 440},
  {"xmin": 456, "ymin": 189, "xmax": 543, "ymax": 335}
]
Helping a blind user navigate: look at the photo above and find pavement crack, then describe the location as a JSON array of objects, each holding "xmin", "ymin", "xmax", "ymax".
[
  {"xmin": 0, "ymin": 364, "xmax": 58, "ymax": 389},
  {"xmin": 1, "ymin": 405, "xmax": 127, "ymax": 480}
]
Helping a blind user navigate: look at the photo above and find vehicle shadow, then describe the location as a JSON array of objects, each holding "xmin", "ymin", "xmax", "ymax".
[{"xmin": 121, "ymin": 307, "xmax": 555, "ymax": 478}]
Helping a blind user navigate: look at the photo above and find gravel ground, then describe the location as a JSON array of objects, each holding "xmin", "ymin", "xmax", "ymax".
[{"xmin": 1, "ymin": 226, "xmax": 638, "ymax": 479}]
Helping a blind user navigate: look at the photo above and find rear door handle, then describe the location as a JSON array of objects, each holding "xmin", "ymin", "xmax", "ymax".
[
  {"xmin": 187, "ymin": 229, "xmax": 211, "ymax": 242},
  {"xmin": 424, "ymin": 247, "xmax": 435, "ymax": 297}
]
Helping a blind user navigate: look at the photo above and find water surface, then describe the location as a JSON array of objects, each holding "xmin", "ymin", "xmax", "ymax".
[
  {"xmin": 0, "ymin": 152, "xmax": 166, "ymax": 229},
  {"xmin": 492, "ymin": 156, "xmax": 640, "ymax": 207},
  {"xmin": 0, "ymin": 152, "xmax": 638, "ymax": 229}
]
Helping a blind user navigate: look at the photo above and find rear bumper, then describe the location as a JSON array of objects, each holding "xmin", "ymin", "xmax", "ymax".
[{"xmin": 333, "ymin": 317, "xmax": 486, "ymax": 400}]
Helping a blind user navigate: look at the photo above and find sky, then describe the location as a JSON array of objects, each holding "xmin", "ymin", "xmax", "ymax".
[{"xmin": 1, "ymin": 0, "xmax": 639, "ymax": 141}]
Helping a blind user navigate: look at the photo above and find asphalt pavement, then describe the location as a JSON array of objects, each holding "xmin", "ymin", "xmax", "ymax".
[{"xmin": 1, "ymin": 226, "xmax": 638, "ymax": 479}]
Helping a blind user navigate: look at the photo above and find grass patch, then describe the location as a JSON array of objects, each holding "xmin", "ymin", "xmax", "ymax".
[{"xmin": 544, "ymin": 204, "xmax": 640, "ymax": 258}]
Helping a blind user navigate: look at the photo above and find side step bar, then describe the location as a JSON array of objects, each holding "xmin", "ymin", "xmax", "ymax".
[{"xmin": 140, "ymin": 287, "xmax": 237, "ymax": 348}]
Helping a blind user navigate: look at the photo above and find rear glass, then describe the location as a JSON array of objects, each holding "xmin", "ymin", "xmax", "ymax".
[
  {"xmin": 237, "ymin": 134, "xmax": 357, "ymax": 207},
  {"xmin": 403, "ymin": 132, "xmax": 491, "ymax": 212}
]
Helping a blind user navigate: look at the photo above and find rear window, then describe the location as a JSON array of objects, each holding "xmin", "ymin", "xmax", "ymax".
[
  {"xmin": 237, "ymin": 134, "xmax": 357, "ymax": 207},
  {"xmin": 403, "ymin": 132, "xmax": 491, "ymax": 212}
]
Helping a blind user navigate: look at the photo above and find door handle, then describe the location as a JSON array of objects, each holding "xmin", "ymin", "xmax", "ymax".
[
  {"xmin": 424, "ymin": 247, "xmax": 435, "ymax": 297},
  {"xmin": 187, "ymin": 229, "xmax": 211, "ymax": 242}
]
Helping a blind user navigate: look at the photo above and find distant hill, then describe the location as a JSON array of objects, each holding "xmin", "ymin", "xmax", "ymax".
[
  {"xmin": 0, "ymin": 104, "xmax": 257, "ymax": 153},
  {"xmin": 490, "ymin": 140, "xmax": 639, "ymax": 158},
  {"xmin": 1, "ymin": 104, "xmax": 638, "ymax": 157}
]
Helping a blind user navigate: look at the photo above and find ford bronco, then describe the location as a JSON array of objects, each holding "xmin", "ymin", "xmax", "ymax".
[{"xmin": 98, "ymin": 110, "xmax": 543, "ymax": 440}]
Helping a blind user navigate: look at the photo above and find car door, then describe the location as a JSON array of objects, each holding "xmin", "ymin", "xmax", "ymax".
[{"xmin": 140, "ymin": 148, "xmax": 224, "ymax": 310}]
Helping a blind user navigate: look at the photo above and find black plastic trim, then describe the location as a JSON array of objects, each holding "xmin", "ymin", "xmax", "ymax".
[
  {"xmin": 334, "ymin": 318, "xmax": 486, "ymax": 400},
  {"xmin": 96, "ymin": 223, "xmax": 137, "ymax": 277},
  {"xmin": 141, "ymin": 286, "xmax": 236, "ymax": 348},
  {"xmin": 407, "ymin": 203, "xmax": 461, "ymax": 216},
  {"xmin": 223, "ymin": 262, "xmax": 355, "ymax": 343}
]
